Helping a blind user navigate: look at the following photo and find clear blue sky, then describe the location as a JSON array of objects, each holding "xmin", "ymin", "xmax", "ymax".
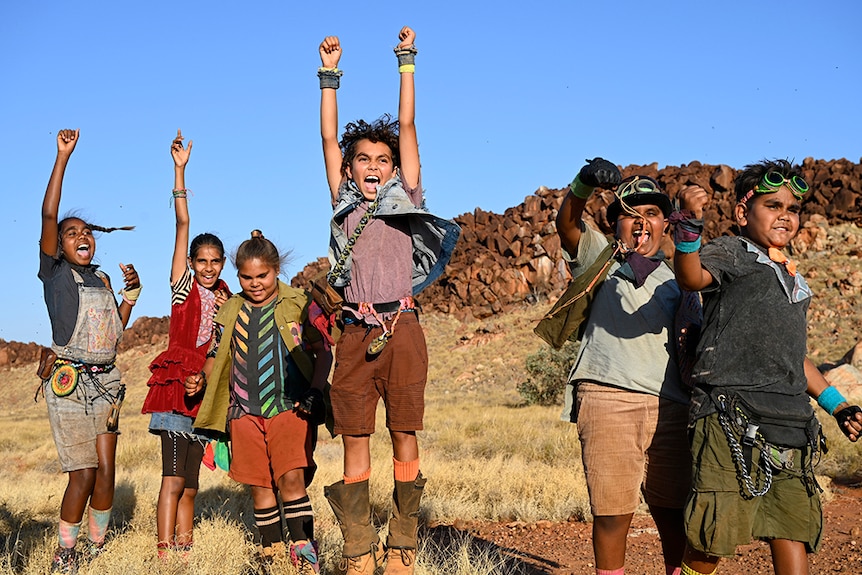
[{"xmin": 1, "ymin": 1, "xmax": 860, "ymax": 344}]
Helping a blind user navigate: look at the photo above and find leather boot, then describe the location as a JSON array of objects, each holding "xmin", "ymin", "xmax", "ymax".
[
  {"xmin": 324, "ymin": 480, "xmax": 384, "ymax": 575},
  {"xmin": 384, "ymin": 473, "xmax": 426, "ymax": 575}
]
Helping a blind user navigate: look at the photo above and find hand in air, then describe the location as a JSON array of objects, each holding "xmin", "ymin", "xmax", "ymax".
[
  {"xmin": 119, "ymin": 263, "xmax": 140, "ymax": 290},
  {"xmin": 677, "ymin": 185, "xmax": 710, "ymax": 219},
  {"xmin": 319, "ymin": 36, "xmax": 341, "ymax": 69},
  {"xmin": 171, "ymin": 129, "xmax": 192, "ymax": 168},
  {"xmin": 397, "ymin": 26, "xmax": 416, "ymax": 49},
  {"xmin": 57, "ymin": 129, "xmax": 79, "ymax": 157},
  {"xmin": 578, "ymin": 157, "xmax": 621, "ymax": 189}
]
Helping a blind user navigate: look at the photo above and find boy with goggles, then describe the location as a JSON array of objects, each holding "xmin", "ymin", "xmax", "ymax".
[
  {"xmin": 556, "ymin": 158, "xmax": 694, "ymax": 575},
  {"xmin": 673, "ymin": 159, "xmax": 862, "ymax": 575}
]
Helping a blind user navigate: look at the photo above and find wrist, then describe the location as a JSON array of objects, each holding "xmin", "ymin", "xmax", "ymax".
[
  {"xmin": 817, "ymin": 386, "xmax": 847, "ymax": 415},
  {"xmin": 318, "ymin": 67, "xmax": 343, "ymax": 89},
  {"xmin": 569, "ymin": 175, "xmax": 594, "ymax": 200}
]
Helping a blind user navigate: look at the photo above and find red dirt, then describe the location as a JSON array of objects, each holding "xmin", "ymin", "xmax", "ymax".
[{"xmin": 457, "ymin": 482, "xmax": 862, "ymax": 574}]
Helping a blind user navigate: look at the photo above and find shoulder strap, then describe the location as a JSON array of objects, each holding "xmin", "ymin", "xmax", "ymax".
[
  {"xmin": 327, "ymin": 195, "xmax": 381, "ymax": 284},
  {"xmin": 533, "ymin": 241, "xmax": 620, "ymax": 349}
]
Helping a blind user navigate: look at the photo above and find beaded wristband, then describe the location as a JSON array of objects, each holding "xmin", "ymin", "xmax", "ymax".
[
  {"xmin": 568, "ymin": 175, "xmax": 594, "ymax": 200},
  {"xmin": 675, "ymin": 238, "xmax": 702, "ymax": 254},
  {"xmin": 172, "ymin": 188, "xmax": 188, "ymax": 198},
  {"xmin": 394, "ymin": 45, "xmax": 417, "ymax": 68},
  {"xmin": 318, "ymin": 67, "xmax": 343, "ymax": 89},
  {"xmin": 817, "ymin": 385, "xmax": 847, "ymax": 415}
]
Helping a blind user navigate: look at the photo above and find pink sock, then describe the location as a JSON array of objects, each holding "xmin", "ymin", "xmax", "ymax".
[
  {"xmin": 58, "ymin": 519, "xmax": 81, "ymax": 549},
  {"xmin": 596, "ymin": 568, "xmax": 624, "ymax": 575},
  {"xmin": 666, "ymin": 566, "xmax": 682, "ymax": 575}
]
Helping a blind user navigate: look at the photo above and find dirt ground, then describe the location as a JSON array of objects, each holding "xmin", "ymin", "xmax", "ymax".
[{"xmin": 452, "ymin": 481, "xmax": 862, "ymax": 574}]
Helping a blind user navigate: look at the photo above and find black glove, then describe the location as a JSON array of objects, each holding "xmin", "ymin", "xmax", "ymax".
[
  {"xmin": 578, "ymin": 157, "xmax": 621, "ymax": 189},
  {"xmin": 835, "ymin": 405, "xmax": 862, "ymax": 438},
  {"xmin": 294, "ymin": 388, "xmax": 326, "ymax": 425}
]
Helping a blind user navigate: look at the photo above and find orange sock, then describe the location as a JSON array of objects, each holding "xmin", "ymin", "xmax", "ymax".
[
  {"xmin": 344, "ymin": 468, "xmax": 371, "ymax": 484},
  {"xmin": 393, "ymin": 457, "xmax": 419, "ymax": 482}
]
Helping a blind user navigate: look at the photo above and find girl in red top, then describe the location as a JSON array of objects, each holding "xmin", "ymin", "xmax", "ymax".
[{"xmin": 141, "ymin": 130, "xmax": 230, "ymax": 559}]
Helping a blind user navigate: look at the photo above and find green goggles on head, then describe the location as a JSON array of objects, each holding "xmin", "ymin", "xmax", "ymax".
[
  {"xmin": 617, "ymin": 175, "xmax": 660, "ymax": 198},
  {"xmin": 753, "ymin": 171, "xmax": 810, "ymax": 200}
]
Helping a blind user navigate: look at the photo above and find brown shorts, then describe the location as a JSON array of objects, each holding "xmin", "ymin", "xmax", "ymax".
[
  {"xmin": 330, "ymin": 312, "xmax": 428, "ymax": 435},
  {"xmin": 228, "ymin": 411, "xmax": 316, "ymax": 488},
  {"xmin": 576, "ymin": 382, "xmax": 691, "ymax": 516}
]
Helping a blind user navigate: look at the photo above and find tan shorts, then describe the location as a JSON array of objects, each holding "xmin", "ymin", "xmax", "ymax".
[
  {"xmin": 228, "ymin": 411, "xmax": 316, "ymax": 488},
  {"xmin": 685, "ymin": 414, "xmax": 822, "ymax": 556},
  {"xmin": 330, "ymin": 312, "xmax": 428, "ymax": 436},
  {"xmin": 45, "ymin": 367, "xmax": 121, "ymax": 472},
  {"xmin": 576, "ymin": 382, "xmax": 691, "ymax": 516}
]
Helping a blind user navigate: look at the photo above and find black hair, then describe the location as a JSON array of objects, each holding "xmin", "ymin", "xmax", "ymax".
[
  {"xmin": 57, "ymin": 212, "xmax": 134, "ymax": 258},
  {"xmin": 190, "ymin": 232, "xmax": 225, "ymax": 260},
  {"xmin": 231, "ymin": 230, "xmax": 291, "ymax": 274},
  {"xmin": 339, "ymin": 115, "xmax": 400, "ymax": 176},
  {"xmin": 734, "ymin": 159, "xmax": 804, "ymax": 203}
]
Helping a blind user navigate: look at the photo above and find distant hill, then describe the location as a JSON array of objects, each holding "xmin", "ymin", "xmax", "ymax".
[{"xmin": 4, "ymin": 158, "xmax": 861, "ymax": 369}]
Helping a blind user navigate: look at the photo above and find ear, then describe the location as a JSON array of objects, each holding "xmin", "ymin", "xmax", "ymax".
[
  {"xmin": 345, "ymin": 164, "xmax": 353, "ymax": 181},
  {"xmin": 734, "ymin": 202, "xmax": 748, "ymax": 227},
  {"xmin": 662, "ymin": 220, "xmax": 670, "ymax": 236}
]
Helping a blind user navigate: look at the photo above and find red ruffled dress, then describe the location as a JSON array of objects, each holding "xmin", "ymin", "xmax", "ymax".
[{"xmin": 142, "ymin": 277, "xmax": 230, "ymax": 417}]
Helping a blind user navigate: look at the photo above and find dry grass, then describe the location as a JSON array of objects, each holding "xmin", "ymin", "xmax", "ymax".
[{"xmin": 2, "ymin": 223, "xmax": 861, "ymax": 573}]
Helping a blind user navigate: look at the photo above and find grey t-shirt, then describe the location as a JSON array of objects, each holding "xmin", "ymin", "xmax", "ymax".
[
  {"xmin": 689, "ymin": 236, "xmax": 813, "ymax": 435},
  {"xmin": 562, "ymin": 223, "xmax": 688, "ymax": 413}
]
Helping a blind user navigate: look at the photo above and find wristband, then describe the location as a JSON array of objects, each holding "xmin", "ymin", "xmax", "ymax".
[
  {"xmin": 675, "ymin": 238, "xmax": 702, "ymax": 254},
  {"xmin": 568, "ymin": 175, "xmax": 594, "ymax": 200},
  {"xmin": 394, "ymin": 45, "xmax": 417, "ymax": 68},
  {"xmin": 817, "ymin": 385, "xmax": 847, "ymax": 415},
  {"xmin": 399, "ymin": 64, "xmax": 415, "ymax": 74},
  {"xmin": 318, "ymin": 67, "xmax": 343, "ymax": 90},
  {"xmin": 120, "ymin": 285, "xmax": 142, "ymax": 304}
]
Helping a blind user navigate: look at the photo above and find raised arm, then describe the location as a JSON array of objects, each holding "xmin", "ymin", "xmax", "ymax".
[
  {"xmin": 41, "ymin": 129, "xmax": 79, "ymax": 257},
  {"xmin": 170, "ymin": 129, "xmax": 193, "ymax": 284},
  {"xmin": 319, "ymin": 36, "xmax": 344, "ymax": 201},
  {"xmin": 674, "ymin": 185, "xmax": 715, "ymax": 291},
  {"xmin": 395, "ymin": 26, "xmax": 420, "ymax": 189},
  {"xmin": 556, "ymin": 158, "xmax": 620, "ymax": 254}
]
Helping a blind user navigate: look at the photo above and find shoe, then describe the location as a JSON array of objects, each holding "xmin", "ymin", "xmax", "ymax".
[
  {"xmin": 384, "ymin": 547, "xmax": 416, "ymax": 575},
  {"xmin": 50, "ymin": 546, "xmax": 78, "ymax": 574},
  {"xmin": 85, "ymin": 538, "xmax": 106, "ymax": 560},
  {"xmin": 290, "ymin": 540, "xmax": 320, "ymax": 574}
]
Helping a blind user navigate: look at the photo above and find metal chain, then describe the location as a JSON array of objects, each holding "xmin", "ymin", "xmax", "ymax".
[{"xmin": 717, "ymin": 408, "xmax": 773, "ymax": 498}]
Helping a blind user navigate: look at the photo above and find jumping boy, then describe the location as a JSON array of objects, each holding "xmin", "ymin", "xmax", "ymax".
[
  {"xmin": 318, "ymin": 27, "xmax": 460, "ymax": 575},
  {"xmin": 673, "ymin": 159, "xmax": 862, "ymax": 575},
  {"xmin": 556, "ymin": 158, "xmax": 693, "ymax": 575}
]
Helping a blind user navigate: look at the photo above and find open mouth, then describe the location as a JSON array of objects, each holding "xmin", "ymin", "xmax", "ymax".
[
  {"xmin": 76, "ymin": 243, "xmax": 91, "ymax": 257},
  {"xmin": 363, "ymin": 175, "xmax": 380, "ymax": 192}
]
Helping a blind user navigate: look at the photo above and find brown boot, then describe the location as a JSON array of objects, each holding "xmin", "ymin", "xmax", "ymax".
[
  {"xmin": 324, "ymin": 480, "xmax": 384, "ymax": 575},
  {"xmin": 384, "ymin": 473, "xmax": 426, "ymax": 575}
]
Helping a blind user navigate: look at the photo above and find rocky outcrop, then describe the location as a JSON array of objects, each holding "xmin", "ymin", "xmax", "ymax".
[{"xmin": 3, "ymin": 158, "xmax": 861, "ymax": 369}]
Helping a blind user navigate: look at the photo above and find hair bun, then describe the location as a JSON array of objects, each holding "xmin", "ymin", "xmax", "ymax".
[{"xmin": 251, "ymin": 229, "xmax": 264, "ymax": 239}]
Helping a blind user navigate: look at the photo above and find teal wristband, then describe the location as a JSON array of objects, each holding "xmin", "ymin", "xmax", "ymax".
[
  {"xmin": 675, "ymin": 237, "xmax": 702, "ymax": 254},
  {"xmin": 569, "ymin": 175, "xmax": 594, "ymax": 200},
  {"xmin": 817, "ymin": 386, "xmax": 846, "ymax": 415}
]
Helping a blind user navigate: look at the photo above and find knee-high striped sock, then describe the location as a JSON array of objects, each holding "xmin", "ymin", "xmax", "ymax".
[
  {"xmin": 58, "ymin": 519, "xmax": 81, "ymax": 549},
  {"xmin": 254, "ymin": 505, "xmax": 283, "ymax": 548},
  {"xmin": 283, "ymin": 495, "xmax": 314, "ymax": 542},
  {"xmin": 87, "ymin": 506, "xmax": 112, "ymax": 545}
]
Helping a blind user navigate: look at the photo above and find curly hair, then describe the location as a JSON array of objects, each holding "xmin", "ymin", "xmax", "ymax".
[
  {"xmin": 231, "ymin": 230, "xmax": 291, "ymax": 275},
  {"xmin": 339, "ymin": 115, "xmax": 400, "ymax": 176},
  {"xmin": 735, "ymin": 159, "xmax": 804, "ymax": 202}
]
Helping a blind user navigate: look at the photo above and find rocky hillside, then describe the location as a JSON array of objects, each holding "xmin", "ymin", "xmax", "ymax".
[{"xmin": 3, "ymin": 158, "xmax": 861, "ymax": 369}]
